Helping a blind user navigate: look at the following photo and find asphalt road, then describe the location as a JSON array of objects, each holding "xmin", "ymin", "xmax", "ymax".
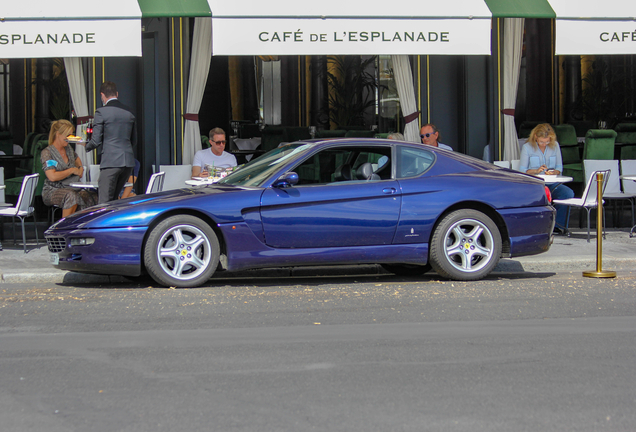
[{"xmin": 1, "ymin": 270, "xmax": 635, "ymax": 432}]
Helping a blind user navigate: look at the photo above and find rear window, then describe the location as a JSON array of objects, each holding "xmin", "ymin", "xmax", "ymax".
[{"xmin": 397, "ymin": 146, "xmax": 435, "ymax": 178}]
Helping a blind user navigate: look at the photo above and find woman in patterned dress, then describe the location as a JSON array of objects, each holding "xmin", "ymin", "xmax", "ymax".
[{"xmin": 41, "ymin": 120, "xmax": 98, "ymax": 218}]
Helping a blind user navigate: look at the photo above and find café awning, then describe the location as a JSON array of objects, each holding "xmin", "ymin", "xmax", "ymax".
[
  {"xmin": 208, "ymin": 0, "xmax": 494, "ymax": 56},
  {"xmin": 547, "ymin": 0, "xmax": 636, "ymax": 55},
  {"xmin": 484, "ymin": 0, "xmax": 555, "ymax": 19},
  {"xmin": 137, "ymin": 0, "xmax": 211, "ymax": 18},
  {"xmin": 0, "ymin": 0, "xmax": 213, "ymax": 59},
  {"xmin": 0, "ymin": 0, "xmax": 143, "ymax": 58}
]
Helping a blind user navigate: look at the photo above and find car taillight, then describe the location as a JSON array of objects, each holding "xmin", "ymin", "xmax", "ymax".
[{"xmin": 544, "ymin": 186, "xmax": 552, "ymax": 203}]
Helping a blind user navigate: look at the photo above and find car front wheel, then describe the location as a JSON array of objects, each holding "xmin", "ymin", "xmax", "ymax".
[
  {"xmin": 144, "ymin": 215, "xmax": 219, "ymax": 287},
  {"xmin": 429, "ymin": 209, "xmax": 502, "ymax": 281}
]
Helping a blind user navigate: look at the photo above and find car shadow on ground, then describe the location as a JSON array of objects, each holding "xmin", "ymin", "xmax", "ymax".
[{"xmin": 61, "ymin": 267, "xmax": 558, "ymax": 290}]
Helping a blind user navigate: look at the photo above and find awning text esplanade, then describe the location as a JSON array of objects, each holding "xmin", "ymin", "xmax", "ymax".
[{"xmin": 208, "ymin": 0, "xmax": 494, "ymax": 56}]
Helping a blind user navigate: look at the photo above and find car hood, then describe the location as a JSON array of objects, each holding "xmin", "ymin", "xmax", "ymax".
[{"xmin": 47, "ymin": 184, "xmax": 263, "ymax": 230}]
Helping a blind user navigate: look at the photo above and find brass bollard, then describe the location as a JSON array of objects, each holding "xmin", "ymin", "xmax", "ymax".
[{"xmin": 583, "ymin": 171, "xmax": 616, "ymax": 278}]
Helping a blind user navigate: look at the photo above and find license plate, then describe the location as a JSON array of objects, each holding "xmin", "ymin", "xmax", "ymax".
[{"xmin": 50, "ymin": 253, "xmax": 59, "ymax": 265}]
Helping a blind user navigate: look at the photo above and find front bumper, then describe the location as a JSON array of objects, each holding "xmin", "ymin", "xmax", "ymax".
[{"xmin": 45, "ymin": 226, "xmax": 147, "ymax": 277}]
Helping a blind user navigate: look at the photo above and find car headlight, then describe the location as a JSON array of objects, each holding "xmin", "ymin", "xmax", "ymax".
[{"xmin": 70, "ymin": 238, "xmax": 95, "ymax": 246}]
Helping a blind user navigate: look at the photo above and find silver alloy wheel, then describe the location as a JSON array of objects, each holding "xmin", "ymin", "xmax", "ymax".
[
  {"xmin": 156, "ymin": 224, "xmax": 213, "ymax": 281},
  {"xmin": 443, "ymin": 218, "xmax": 494, "ymax": 273}
]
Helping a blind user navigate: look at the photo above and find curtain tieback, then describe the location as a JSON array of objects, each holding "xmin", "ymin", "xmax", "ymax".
[
  {"xmin": 183, "ymin": 113, "xmax": 199, "ymax": 121},
  {"xmin": 76, "ymin": 116, "xmax": 93, "ymax": 124},
  {"xmin": 501, "ymin": 109, "xmax": 515, "ymax": 116},
  {"xmin": 404, "ymin": 111, "xmax": 420, "ymax": 124}
]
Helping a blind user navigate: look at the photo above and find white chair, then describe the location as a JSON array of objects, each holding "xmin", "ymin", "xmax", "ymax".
[
  {"xmin": 620, "ymin": 160, "xmax": 636, "ymax": 195},
  {"xmin": 158, "ymin": 164, "xmax": 192, "ymax": 191},
  {"xmin": 511, "ymin": 159, "xmax": 521, "ymax": 171},
  {"xmin": 0, "ymin": 173, "xmax": 40, "ymax": 253},
  {"xmin": 553, "ymin": 169, "xmax": 610, "ymax": 242},
  {"xmin": 146, "ymin": 172, "xmax": 165, "ymax": 194},
  {"xmin": 493, "ymin": 160, "xmax": 510, "ymax": 169},
  {"xmin": 88, "ymin": 164, "xmax": 101, "ymax": 182},
  {"xmin": 0, "ymin": 167, "xmax": 9, "ymax": 207},
  {"xmin": 622, "ymin": 160, "xmax": 636, "ymax": 237},
  {"xmin": 584, "ymin": 160, "xmax": 636, "ymax": 227}
]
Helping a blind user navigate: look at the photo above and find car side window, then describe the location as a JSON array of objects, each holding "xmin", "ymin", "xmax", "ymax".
[
  {"xmin": 291, "ymin": 146, "xmax": 392, "ymax": 186},
  {"xmin": 397, "ymin": 146, "xmax": 435, "ymax": 178},
  {"xmin": 293, "ymin": 149, "xmax": 354, "ymax": 185}
]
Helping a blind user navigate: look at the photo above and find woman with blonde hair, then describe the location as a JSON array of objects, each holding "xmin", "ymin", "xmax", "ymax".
[
  {"xmin": 519, "ymin": 123, "xmax": 574, "ymax": 234},
  {"xmin": 41, "ymin": 120, "xmax": 97, "ymax": 218}
]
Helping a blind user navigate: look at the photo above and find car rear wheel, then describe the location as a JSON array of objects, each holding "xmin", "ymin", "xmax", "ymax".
[
  {"xmin": 144, "ymin": 215, "xmax": 219, "ymax": 288},
  {"xmin": 429, "ymin": 209, "xmax": 502, "ymax": 281},
  {"xmin": 381, "ymin": 263, "xmax": 431, "ymax": 276}
]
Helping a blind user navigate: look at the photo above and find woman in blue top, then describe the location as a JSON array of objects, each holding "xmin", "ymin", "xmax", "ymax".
[{"xmin": 519, "ymin": 123, "xmax": 574, "ymax": 234}]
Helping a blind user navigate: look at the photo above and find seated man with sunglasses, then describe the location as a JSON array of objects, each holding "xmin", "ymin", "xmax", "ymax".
[
  {"xmin": 420, "ymin": 124, "xmax": 453, "ymax": 151},
  {"xmin": 192, "ymin": 127, "xmax": 238, "ymax": 178}
]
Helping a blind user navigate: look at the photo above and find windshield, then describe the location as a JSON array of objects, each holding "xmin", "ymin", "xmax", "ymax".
[{"xmin": 218, "ymin": 143, "xmax": 314, "ymax": 187}]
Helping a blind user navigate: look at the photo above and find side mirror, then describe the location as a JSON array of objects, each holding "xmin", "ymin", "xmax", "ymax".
[{"xmin": 272, "ymin": 172, "xmax": 299, "ymax": 188}]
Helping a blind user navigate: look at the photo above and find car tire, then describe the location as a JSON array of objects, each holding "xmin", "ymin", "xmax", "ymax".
[
  {"xmin": 429, "ymin": 209, "xmax": 502, "ymax": 281},
  {"xmin": 381, "ymin": 263, "xmax": 431, "ymax": 276},
  {"xmin": 144, "ymin": 215, "xmax": 220, "ymax": 288}
]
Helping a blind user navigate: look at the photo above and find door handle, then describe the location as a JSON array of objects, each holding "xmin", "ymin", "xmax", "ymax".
[{"xmin": 382, "ymin": 188, "xmax": 397, "ymax": 194}]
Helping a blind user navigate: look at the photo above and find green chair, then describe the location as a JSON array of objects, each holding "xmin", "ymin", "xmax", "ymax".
[
  {"xmin": 561, "ymin": 145, "xmax": 581, "ymax": 166},
  {"xmin": 4, "ymin": 140, "xmax": 49, "ymax": 197},
  {"xmin": 374, "ymin": 133, "xmax": 390, "ymax": 139},
  {"xmin": 616, "ymin": 131, "xmax": 636, "ymax": 145},
  {"xmin": 552, "ymin": 124, "xmax": 578, "ymax": 146},
  {"xmin": 562, "ymin": 163, "xmax": 584, "ymax": 183},
  {"xmin": 316, "ymin": 129, "xmax": 346, "ymax": 139},
  {"xmin": 553, "ymin": 124, "xmax": 581, "ymax": 167},
  {"xmin": 20, "ymin": 133, "xmax": 47, "ymax": 176},
  {"xmin": 620, "ymin": 145, "xmax": 636, "ymax": 160},
  {"xmin": 614, "ymin": 123, "xmax": 636, "ymax": 133},
  {"xmin": 617, "ymin": 130, "xmax": 636, "ymax": 160},
  {"xmin": 565, "ymin": 129, "xmax": 617, "ymax": 182},
  {"xmin": 14, "ymin": 132, "xmax": 40, "ymax": 177},
  {"xmin": 583, "ymin": 129, "xmax": 617, "ymax": 160}
]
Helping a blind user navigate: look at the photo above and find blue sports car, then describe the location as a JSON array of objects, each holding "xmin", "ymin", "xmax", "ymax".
[{"xmin": 45, "ymin": 139, "xmax": 555, "ymax": 287}]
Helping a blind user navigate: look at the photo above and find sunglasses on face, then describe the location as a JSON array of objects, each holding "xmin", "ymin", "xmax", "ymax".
[
  {"xmin": 211, "ymin": 140, "xmax": 226, "ymax": 145},
  {"xmin": 420, "ymin": 132, "xmax": 436, "ymax": 139}
]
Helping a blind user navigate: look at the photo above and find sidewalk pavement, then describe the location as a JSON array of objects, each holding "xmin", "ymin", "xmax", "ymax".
[{"xmin": 1, "ymin": 228, "xmax": 635, "ymax": 284}]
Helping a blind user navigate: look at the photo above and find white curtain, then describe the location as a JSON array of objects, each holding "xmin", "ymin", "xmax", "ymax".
[
  {"xmin": 391, "ymin": 55, "xmax": 419, "ymax": 143},
  {"xmin": 182, "ymin": 17, "xmax": 212, "ymax": 165},
  {"xmin": 64, "ymin": 57, "xmax": 91, "ymax": 181},
  {"xmin": 502, "ymin": 18, "xmax": 525, "ymax": 162}
]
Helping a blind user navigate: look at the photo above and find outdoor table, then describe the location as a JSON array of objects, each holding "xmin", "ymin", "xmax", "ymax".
[
  {"xmin": 0, "ymin": 155, "xmax": 32, "ymax": 179},
  {"xmin": 536, "ymin": 174, "xmax": 574, "ymax": 184},
  {"xmin": 70, "ymin": 181, "xmax": 133, "ymax": 189},
  {"xmin": 70, "ymin": 181, "xmax": 99, "ymax": 189},
  {"xmin": 620, "ymin": 175, "xmax": 636, "ymax": 237},
  {"xmin": 185, "ymin": 177, "xmax": 218, "ymax": 186}
]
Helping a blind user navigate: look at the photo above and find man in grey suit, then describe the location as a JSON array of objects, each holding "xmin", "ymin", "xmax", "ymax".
[{"xmin": 82, "ymin": 81, "xmax": 137, "ymax": 204}]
